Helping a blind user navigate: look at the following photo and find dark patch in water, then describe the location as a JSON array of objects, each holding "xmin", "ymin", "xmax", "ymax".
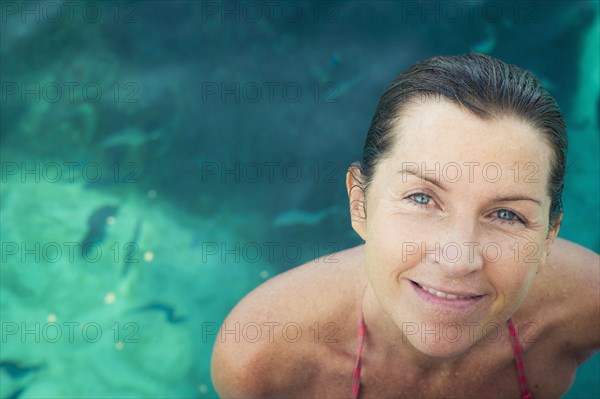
[
  {"xmin": 7, "ymin": 386, "xmax": 27, "ymax": 399},
  {"xmin": 122, "ymin": 219, "xmax": 143, "ymax": 276},
  {"xmin": 0, "ymin": 361, "xmax": 43, "ymax": 378},
  {"xmin": 131, "ymin": 302, "xmax": 187, "ymax": 324},
  {"xmin": 80, "ymin": 205, "xmax": 118, "ymax": 258}
]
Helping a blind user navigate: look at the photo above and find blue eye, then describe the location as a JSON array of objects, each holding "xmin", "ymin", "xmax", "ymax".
[
  {"xmin": 496, "ymin": 209, "xmax": 525, "ymax": 225},
  {"xmin": 409, "ymin": 193, "xmax": 432, "ymax": 205},
  {"xmin": 498, "ymin": 209, "xmax": 515, "ymax": 220}
]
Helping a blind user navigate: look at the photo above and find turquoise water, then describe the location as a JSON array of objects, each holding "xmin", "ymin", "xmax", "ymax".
[{"xmin": 1, "ymin": 1, "xmax": 598, "ymax": 398}]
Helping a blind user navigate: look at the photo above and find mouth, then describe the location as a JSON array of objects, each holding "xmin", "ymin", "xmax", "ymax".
[
  {"xmin": 410, "ymin": 280, "xmax": 485, "ymax": 300},
  {"xmin": 409, "ymin": 280, "xmax": 487, "ymax": 310}
]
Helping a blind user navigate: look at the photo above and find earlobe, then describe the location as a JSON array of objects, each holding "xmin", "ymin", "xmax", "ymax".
[
  {"xmin": 537, "ymin": 214, "xmax": 562, "ymax": 274},
  {"xmin": 346, "ymin": 165, "xmax": 367, "ymax": 241},
  {"xmin": 545, "ymin": 213, "xmax": 563, "ymax": 256}
]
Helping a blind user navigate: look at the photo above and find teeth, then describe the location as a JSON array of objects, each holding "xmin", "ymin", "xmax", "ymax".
[{"xmin": 418, "ymin": 283, "xmax": 475, "ymax": 299}]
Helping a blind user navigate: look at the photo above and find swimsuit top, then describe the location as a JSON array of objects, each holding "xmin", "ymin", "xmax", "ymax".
[{"xmin": 351, "ymin": 313, "xmax": 533, "ymax": 399}]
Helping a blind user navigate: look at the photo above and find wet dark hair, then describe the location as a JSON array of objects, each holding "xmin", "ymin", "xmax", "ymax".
[{"xmin": 352, "ymin": 53, "xmax": 567, "ymax": 230}]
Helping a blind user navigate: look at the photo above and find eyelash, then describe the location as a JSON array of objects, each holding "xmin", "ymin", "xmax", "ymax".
[{"xmin": 405, "ymin": 193, "xmax": 527, "ymax": 226}]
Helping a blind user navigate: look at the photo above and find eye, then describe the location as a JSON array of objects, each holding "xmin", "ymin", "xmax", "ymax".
[
  {"xmin": 495, "ymin": 209, "xmax": 526, "ymax": 225},
  {"xmin": 407, "ymin": 193, "xmax": 434, "ymax": 208},
  {"xmin": 412, "ymin": 193, "xmax": 431, "ymax": 204}
]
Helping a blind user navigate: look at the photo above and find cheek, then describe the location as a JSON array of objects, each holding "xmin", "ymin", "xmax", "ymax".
[
  {"xmin": 364, "ymin": 211, "xmax": 439, "ymax": 295},
  {"xmin": 485, "ymin": 230, "xmax": 546, "ymax": 276},
  {"xmin": 488, "ymin": 261, "xmax": 534, "ymax": 292},
  {"xmin": 366, "ymin": 212, "xmax": 431, "ymax": 264},
  {"xmin": 368, "ymin": 205, "xmax": 443, "ymax": 262},
  {"xmin": 484, "ymin": 243, "xmax": 539, "ymax": 316}
]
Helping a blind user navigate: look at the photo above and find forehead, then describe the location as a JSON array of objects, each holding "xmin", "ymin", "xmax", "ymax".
[{"xmin": 387, "ymin": 99, "xmax": 553, "ymax": 180}]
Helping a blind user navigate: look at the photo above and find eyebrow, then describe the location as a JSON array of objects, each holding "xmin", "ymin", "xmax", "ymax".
[
  {"xmin": 397, "ymin": 168, "xmax": 448, "ymax": 191},
  {"xmin": 493, "ymin": 195, "xmax": 542, "ymax": 206},
  {"xmin": 398, "ymin": 169, "xmax": 542, "ymax": 206}
]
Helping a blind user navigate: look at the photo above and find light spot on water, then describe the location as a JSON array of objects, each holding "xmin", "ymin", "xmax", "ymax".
[
  {"xmin": 259, "ymin": 270, "xmax": 269, "ymax": 279},
  {"xmin": 144, "ymin": 251, "xmax": 154, "ymax": 262},
  {"xmin": 148, "ymin": 189, "xmax": 157, "ymax": 199},
  {"xmin": 104, "ymin": 291, "xmax": 116, "ymax": 304},
  {"xmin": 106, "ymin": 216, "xmax": 116, "ymax": 225},
  {"xmin": 115, "ymin": 341, "xmax": 124, "ymax": 350},
  {"xmin": 47, "ymin": 313, "xmax": 57, "ymax": 323},
  {"xmin": 197, "ymin": 384, "xmax": 208, "ymax": 394}
]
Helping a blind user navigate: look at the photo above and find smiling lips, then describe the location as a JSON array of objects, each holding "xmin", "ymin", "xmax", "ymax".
[{"xmin": 411, "ymin": 280, "xmax": 485, "ymax": 299}]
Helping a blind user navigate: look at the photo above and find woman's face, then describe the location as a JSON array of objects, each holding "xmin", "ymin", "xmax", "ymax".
[{"xmin": 350, "ymin": 99, "xmax": 561, "ymax": 357}]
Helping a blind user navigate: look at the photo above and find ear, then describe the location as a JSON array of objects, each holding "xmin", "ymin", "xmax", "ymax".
[
  {"xmin": 545, "ymin": 212, "xmax": 562, "ymax": 255},
  {"xmin": 346, "ymin": 164, "xmax": 367, "ymax": 241},
  {"xmin": 539, "ymin": 212, "xmax": 562, "ymax": 268}
]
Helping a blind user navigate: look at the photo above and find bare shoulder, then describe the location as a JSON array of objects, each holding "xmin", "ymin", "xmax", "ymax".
[
  {"xmin": 527, "ymin": 237, "xmax": 599, "ymax": 361},
  {"xmin": 211, "ymin": 245, "xmax": 366, "ymax": 397}
]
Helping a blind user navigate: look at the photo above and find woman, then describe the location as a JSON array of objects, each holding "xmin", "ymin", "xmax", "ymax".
[{"xmin": 211, "ymin": 53, "xmax": 599, "ymax": 398}]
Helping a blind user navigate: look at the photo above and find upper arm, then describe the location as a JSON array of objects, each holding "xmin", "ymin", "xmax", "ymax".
[
  {"xmin": 210, "ymin": 333, "xmax": 270, "ymax": 398},
  {"xmin": 211, "ymin": 342, "xmax": 256, "ymax": 398},
  {"xmin": 210, "ymin": 269, "xmax": 316, "ymax": 397},
  {"xmin": 210, "ymin": 284, "xmax": 282, "ymax": 398},
  {"xmin": 546, "ymin": 238, "xmax": 600, "ymax": 361}
]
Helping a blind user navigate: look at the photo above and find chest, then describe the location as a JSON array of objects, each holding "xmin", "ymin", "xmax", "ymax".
[
  {"xmin": 355, "ymin": 360, "xmax": 526, "ymax": 398},
  {"xmin": 306, "ymin": 339, "xmax": 577, "ymax": 398}
]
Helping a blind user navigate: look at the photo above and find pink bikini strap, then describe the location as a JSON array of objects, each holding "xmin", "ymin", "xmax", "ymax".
[
  {"xmin": 352, "ymin": 312, "xmax": 366, "ymax": 399},
  {"xmin": 507, "ymin": 317, "xmax": 534, "ymax": 399}
]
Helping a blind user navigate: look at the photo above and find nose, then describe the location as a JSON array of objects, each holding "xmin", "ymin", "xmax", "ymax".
[{"xmin": 425, "ymin": 215, "xmax": 484, "ymax": 277}]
